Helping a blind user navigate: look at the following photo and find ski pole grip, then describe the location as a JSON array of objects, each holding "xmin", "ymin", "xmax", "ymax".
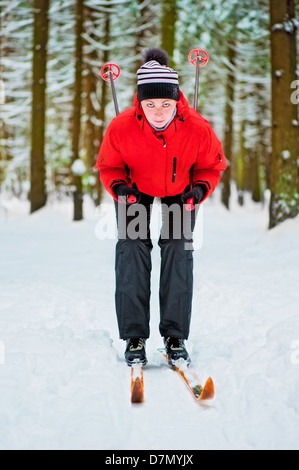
[
  {"xmin": 186, "ymin": 197, "xmax": 195, "ymax": 211},
  {"xmin": 127, "ymin": 195, "xmax": 137, "ymax": 204}
]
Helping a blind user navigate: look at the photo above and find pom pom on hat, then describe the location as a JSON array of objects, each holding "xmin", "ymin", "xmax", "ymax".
[
  {"xmin": 144, "ymin": 48, "xmax": 169, "ymax": 66},
  {"xmin": 137, "ymin": 48, "xmax": 180, "ymax": 102}
]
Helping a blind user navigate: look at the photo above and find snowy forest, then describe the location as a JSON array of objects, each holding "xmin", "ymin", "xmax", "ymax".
[{"xmin": 0, "ymin": 0, "xmax": 298, "ymax": 227}]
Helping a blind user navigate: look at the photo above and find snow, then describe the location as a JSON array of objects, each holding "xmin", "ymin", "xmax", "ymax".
[
  {"xmin": 282, "ymin": 150, "xmax": 291, "ymax": 160},
  {"xmin": 271, "ymin": 19, "xmax": 299, "ymax": 34},
  {"xmin": 71, "ymin": 159, "xmax": 86, "ymax": 176},
  {"xmin": 0, "ymin": 191, "xmax": 299, "ymax": 450},
  {"xmin": 271, "ymin": 23, "xmax": 284, "ymax": 32}
]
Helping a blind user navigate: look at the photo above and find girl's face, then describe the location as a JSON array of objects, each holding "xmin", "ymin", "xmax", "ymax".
[{"xmin": 141, "ymin": 99, "xmax": 177, "ymax": 128}]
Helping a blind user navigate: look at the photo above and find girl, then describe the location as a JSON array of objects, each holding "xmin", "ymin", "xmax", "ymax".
[{"xmin": 95, "ymin": 48, "xmax": 226, "ymax": 366}]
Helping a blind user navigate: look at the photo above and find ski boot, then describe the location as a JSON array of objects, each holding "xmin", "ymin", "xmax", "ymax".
[
  {"xmin": 164, "ymin": 337, "xmax": 191, "ymax": 366},
  {"xmin": 125, "ymin": 338, "xmax": 148, "ymax": 366}
]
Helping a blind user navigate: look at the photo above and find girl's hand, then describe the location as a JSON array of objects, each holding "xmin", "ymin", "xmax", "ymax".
[
  {"xmin": 113, "ymin": 183, "xmax": 140, "ymax": 204},
  {"xmin": 181, "ymin": 184, "xmax": 206, "ymax": 205}
]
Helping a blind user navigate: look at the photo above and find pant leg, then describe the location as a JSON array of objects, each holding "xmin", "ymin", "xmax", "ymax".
[
  {"xmin": 158, "ymin": 194, "xmax": 199, "ymax": 339},
  {"xmin": 114, "ymin": 194, "xmax": 154, "ymax": 339}
]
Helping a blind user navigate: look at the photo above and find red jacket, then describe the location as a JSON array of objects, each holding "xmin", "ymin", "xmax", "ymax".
[{"xmin": 95, "ymin": 92, "xmax": 226, "ymax": 202}]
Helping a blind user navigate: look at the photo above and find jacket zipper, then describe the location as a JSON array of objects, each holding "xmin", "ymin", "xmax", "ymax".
[
  {"xmin": 172, "ymin": 157, "xmax": 177, "ymax": 183},
  {"xmin": 155, "ymin": 133, "xmax": 168, "ymax": 192},
  {"xmin": 158, "ymin": 134, "xmax": 166, "ymax": 147}
]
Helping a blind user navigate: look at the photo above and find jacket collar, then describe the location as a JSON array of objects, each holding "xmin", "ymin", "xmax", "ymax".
[{"xmin": 133, "ymin": 91, "xmax": 190, "ymax": 134}]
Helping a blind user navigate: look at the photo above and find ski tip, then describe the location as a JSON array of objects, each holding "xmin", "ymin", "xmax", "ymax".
[
  {"xmin": 199, "ymin": 377, "xmax": 214, "ymax": 401},
  {"xmin": 131, "ymin": 366, "xmax": 144, "ymax": 403},
  {"xmin": 131, "ymin": 377, "xmax": 144, "ymax": 403}
]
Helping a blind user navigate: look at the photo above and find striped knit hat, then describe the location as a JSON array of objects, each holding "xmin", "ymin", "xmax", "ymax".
[{"xmin": 137, "ymin": 48, "xmax": 180, "ymax": 102}]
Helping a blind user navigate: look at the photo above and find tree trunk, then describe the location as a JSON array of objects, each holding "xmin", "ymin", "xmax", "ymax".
[
  {"xmin": 252, "ymin": 83, "xmax": 269, "ymax": 203},
  {"xmin": 161, "ymin": 0, "xmax": 177, "ymax": 67},
  {"xmin": 249, "ymin": 148, "xmax": 261, "ymax": 203},
  {"xmin": 236, "ymin": 119, "xmax": 246, "ymax": 206},
  {"xmin": 30, "ymin": 0, "xmax": 50, "ymax": 213},
  {"xmin": 133, "ymin": 0, "xmax": 156, "ymax": 73},
  {"xmin": 83, "ymin": 5, "xmax": 102, "ymax": 205},
  {"xmin": 269, "ymin": 0, "xmax": 299, "ymax": 229},
  {"xmin": 131, "ymin": 0, "xmax": 159, "ymax": 102},
  {"xmin": 221, "ymin": 40, "xmax": 236, "ymax": 209},
  {"xmin": 71, "ymin": 0, "xmax": 84, "ymax": 221}
]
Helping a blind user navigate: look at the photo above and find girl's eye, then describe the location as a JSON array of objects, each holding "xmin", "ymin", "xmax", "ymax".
[
  {"xmin": 147, "ymin": 103, "xmax": 154, "ymax": 108},
  {"xmin": 163, "ymin": 103, "xmax": 170, "ymax": 107}
]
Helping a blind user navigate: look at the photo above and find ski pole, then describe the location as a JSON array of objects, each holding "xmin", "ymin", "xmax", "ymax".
[
  {"xmin": 186, "ymin": 49, "xmax": 209, "ymax": 211},
  {"xmin": 100, "ymin": 63, "xmax": 120, "ymax": 115},
  {"xmin": 188, "ymin": 49, "xmax": 209, "ymax": 112},
  {"xmin": 100, "ymin": 63, "xmax": 136, "ymax": 204}
]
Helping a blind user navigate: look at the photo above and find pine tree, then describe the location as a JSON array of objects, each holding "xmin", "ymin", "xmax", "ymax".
[
  {"xmin": 30, "ymin": 0, "xmax": 50, "ymax": 213},
  {"xmin": 0, "ymin": 1, "xmax": 36, "ymax": 197},
  {"xmin": 161, "ymin": 0, "xmax": 177, "ymax": 66},
  {"xmin": 221, "ymin": 39, "xmax": 237, "ymax": 209},
  {"xmin": 46, "ymin": 0, "xmax": 75, "ymax": 196},
  {"xmin": 269, "ymin": 0, "xmax": 299, "ymax": 228},
  {"xmin": 83, "ymin": 3, "xmax": 103, "ymax": 205},
  {"xmin": 71, "ymin": 0, "xmax": 84, "ymax": 221}
]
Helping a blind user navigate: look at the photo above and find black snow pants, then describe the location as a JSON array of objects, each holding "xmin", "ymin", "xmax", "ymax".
[{"xmin": 114, "ymin": 193, "xmax": 198, "ymax": 340}]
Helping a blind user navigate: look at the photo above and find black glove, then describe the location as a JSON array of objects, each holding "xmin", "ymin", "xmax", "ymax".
[
  {"xmin": 181, "ymin": 184, "xmax": 206, "ymax": 205},
  {"xmin": 113, "ymin": 183, "xmax": 140, "ymax": 204}
]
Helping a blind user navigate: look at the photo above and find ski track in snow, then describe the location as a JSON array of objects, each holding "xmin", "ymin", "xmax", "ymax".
[{"xmin": 0, "ymin": 193, "xmax": 299, "ymax": 450}]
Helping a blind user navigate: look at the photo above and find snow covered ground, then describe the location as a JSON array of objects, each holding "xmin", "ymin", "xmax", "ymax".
[{"xmin": 0, "ymin": 190, "xmax": 299, "ymax": 450}]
